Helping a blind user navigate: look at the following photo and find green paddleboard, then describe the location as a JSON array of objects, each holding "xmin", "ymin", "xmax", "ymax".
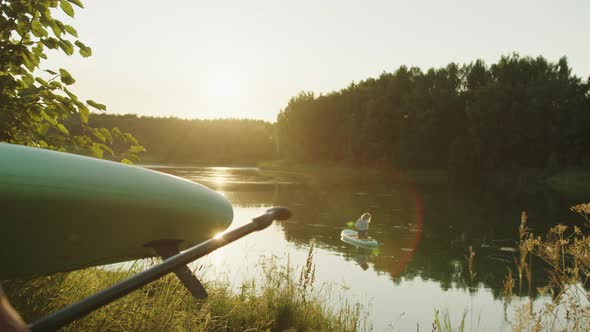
[
  {"xmin": 0, "ymin": 143, "xmax": 233, "ymax": 278},
  {"xmin": 340, "ymin": 229, "xmax": 379, "ymax": 248}
]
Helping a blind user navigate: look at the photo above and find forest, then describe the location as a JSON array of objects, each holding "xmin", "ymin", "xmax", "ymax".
[
  {"xmin": 81, "ymin": 55, "xmax": 590, "ymax": 182},
  {"xmin": 276, "ymin": 54, "xmax": 590, "ymax": 181},
  {"xmin": 87, "ymin": 114, "xmax": 276, "ymax": 165}
]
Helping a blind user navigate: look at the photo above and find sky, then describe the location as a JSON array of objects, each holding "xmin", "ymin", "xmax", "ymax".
[{"xmin": 48, "ymin": 0, "xmax": 590, "ymax": 122}]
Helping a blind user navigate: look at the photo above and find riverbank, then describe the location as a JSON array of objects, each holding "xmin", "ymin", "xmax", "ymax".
[
  {"xmin": 258, "ymin": 160, "xmax": 590, "ymax": 194},
  {"xmin": 546, "ymin": 168, "xmax": 590, "ymax": 198},
  {"xmin": 257, "ymin": 160, "xmax": 448, "ymax": 186},
  {"xmin": 2, "ymin": 249, "xmax": 361, "ymax": 331}
]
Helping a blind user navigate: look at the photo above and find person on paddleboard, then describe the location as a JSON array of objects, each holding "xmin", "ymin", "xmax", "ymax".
[{"xmin": 355, "ymin": 213, "xmax": 371, "ymax": 239}]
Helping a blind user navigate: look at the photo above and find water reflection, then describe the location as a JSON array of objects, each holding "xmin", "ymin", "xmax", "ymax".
[
  {"xmin": 151, "ymin": 165, "xmax": 584, "ymax": 331},
  {"xmin": 159, "ymin": 166, "xmax": 294, "ymax": 190},
  {"xmin": 210, "ymin": 167, "xmax": 230, "ymax": 186}
]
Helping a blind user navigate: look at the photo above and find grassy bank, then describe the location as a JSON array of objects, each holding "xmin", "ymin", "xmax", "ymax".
[{"xmin": 2, "ymin": 246, "xmax": 361, "ymax": 331}]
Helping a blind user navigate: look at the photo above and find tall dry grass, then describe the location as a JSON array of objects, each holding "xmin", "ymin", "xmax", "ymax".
[{"xmin": 3, "ymin": 243, "xmax": 361, "ymax": 331}]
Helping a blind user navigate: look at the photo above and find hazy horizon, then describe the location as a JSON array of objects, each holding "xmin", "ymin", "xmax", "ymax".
[{"xmin": 48, "ymin": 0, "xmax": 590, "ymax": 121}]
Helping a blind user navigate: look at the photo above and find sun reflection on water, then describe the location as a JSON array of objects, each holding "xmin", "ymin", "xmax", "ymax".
[{"xmin": 210, "ymin": 167, "xmax": 230, "ymax": 186}]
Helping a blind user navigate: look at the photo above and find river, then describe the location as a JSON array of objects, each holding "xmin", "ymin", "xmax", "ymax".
[{"xmin": 148, "ymin": 165, "xmax": 586, "ymax": 331}]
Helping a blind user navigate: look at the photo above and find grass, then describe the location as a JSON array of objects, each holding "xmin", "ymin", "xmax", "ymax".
[
  {"xmin": 2, "ymin": 243, "xmax": 361, "ymax": 331},
  {"xmin": 433, "ymin": 309, "xmax": 467, "ymax": 332},
  {"xmin": 503, "ymin": 203, "xmax": 590, "ymax": 331}
]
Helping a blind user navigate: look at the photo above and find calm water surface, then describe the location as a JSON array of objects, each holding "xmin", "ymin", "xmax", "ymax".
[{"xmin": 151, "ymin": 166, "xmax": 584, "ymax": 331}]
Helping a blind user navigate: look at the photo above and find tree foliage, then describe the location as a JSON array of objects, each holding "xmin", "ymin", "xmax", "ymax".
[
  {"xmin": 0, "ymin": 0, "xmax": 142, "ymax": 162},
  {"xmin": 276, "ymin": 55, "xmax": 590, "ymax": 179}
]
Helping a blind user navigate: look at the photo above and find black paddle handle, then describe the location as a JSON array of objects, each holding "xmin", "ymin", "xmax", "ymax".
[{"xmin": 28, "ymin": 207, "xmax": 292, "ymax": 332}]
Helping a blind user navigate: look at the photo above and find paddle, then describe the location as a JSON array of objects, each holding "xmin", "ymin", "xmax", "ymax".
[{"xmin": 28, "ymin": 207, "xmax": 292, "ymax": 332}]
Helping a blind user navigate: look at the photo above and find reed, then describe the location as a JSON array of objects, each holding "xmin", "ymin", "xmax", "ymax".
[{"xmin": 503, "ymin": 202, "xmax": 590, "ymax": 331}]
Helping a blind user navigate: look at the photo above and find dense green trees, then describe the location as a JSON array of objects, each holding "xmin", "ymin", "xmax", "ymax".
[
  {"xmin": 276, "ymin": 55, "xmax": 590, "ymax": 179},
  {"xmin": 89, "ymin": 114, "xmax": 276, "ymax": 165}
]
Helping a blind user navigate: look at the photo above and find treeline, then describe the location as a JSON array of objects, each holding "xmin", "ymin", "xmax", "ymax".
[
  {"xmin": 276, "ymin": 54, "xmax": 590, "ymax": 179},
  {"xmin": 89, "ymin": 114, "xmax": 276, "ymax": 164}
]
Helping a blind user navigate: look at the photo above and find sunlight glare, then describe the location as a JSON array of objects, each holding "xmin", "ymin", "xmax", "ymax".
[
  {"xmin": 211, "ymin": 167, "xmax": 229, "ymax": 186},
  {"xmin": 209, "ymin": 75, "xmax": 239, "ymax": 98}
]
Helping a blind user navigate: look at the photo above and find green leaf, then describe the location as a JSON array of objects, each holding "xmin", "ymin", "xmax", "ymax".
[
  {"xmin": 41, "ymin": 38, "xmax": 59, "ymax": 49},
  {"xmin": 93, "ymin": 130, "xmax": 106, "ymax": 142},
  {"xmin": 18, "ymin": 87, "xmax": 39, "ymax": 97},
  {"xmin": 124, "ymin": 133, "xmax": 139, "ymax": 145},
  {"xmin": 75, "ymin": 40, "xmax": 92, "ymax": 57},
  {"xmin": 41, "ymin": 111, "xmax": 58, "ymax": 126},
  {"xmin": 37, "ymin": 123, "xmax": 50, "ymax": 135},
  {"xmin": 56, "ymin": 123, "xmax": 70, "ymax": 135},
  {"xmin": 79, "ymin": 46, "xmax": 92, "ymax": 57},
  {"xmin": 44, "ymin": 69, "xmax": 58, "ymax": 75},
  {"xmin": 27, "ymin": 52, "xmax": 41, "ymax": 69},
  {"xmin": 90, "ymin": 143, "xmax": 104, "ymax": 158},
  {"xmin": 121, "ymin": 158, "xmax": 134, "ymax": 165},
  {"xmin": 50, "ymin": 21, "xmax": 63, "ymax": 37},
  {"xmin": 22, "ymin": 73, "xmax": 35, "ymax": 87},
  {"xmin": 126, "ymin": 154, "xmax": 140, "ymax": 163},
  {"xmin": 39, "ymin": 5, "xmax": 53, "ymax": 19},
  {"xmin": 64, "ymin": 25, "xmax": 78, "ymax": 37},
  {"xmin": 49, "ymin": 81, "xmax": 63, "ymax": 89},
  {"xmin": 31, "ymin": 20, "xmax": 48, "ymax": 38},
  {"xmin": 60, "ymin": 0, "xmax": 75, "ymax": 17},
  {"xmin": 68, "ymin": 0, "xmax": 84, "ymax": 8},
  {"xmin": 16, "ymin": 20, "xmax": 29, "ymax": 38},
  {"xmin": 35, "ymin": 77, "xmax": 48, "ymax": 86},
  {"xmin": 99, "ymin": 128, "xmax": 113, "ymax": 144},
  {"xmin": 64, "ymin": 87, "xmax": 78, "ymax": 100},
  {"xmin": 55, "ymin": 20, "xmax": 65, "ymax": 31},
  {"xmin": 78, "ymin": 104, "xmax": 89, "ymax": 124},
  {"xmin": 23, "ymin": 55, "xmax": 36, "ymax": 72},
  {"xmin": 87, "ymin": 100, "xmax": 106, "ymax": 111},
  {"xmin": 32, "ymin": 43, "xmax": 44, "ymax": 56},
  {"xmin": 59, "ymin": 68, "xmax": 76, "ymax": 85},
  {"xmin": 129, "ymin": 145, "xmax": 146, "ymax": 153},
  {"xmin": 58, "ymin": 40, "xmax": 74, "ymax": 55},
  {"xmin": 99, "ymin": 143, "xmax": 114, "ymax": 157}
]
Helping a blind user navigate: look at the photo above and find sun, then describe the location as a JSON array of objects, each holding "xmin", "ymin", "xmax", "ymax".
[{"xmin": 209, "ymin": 76, "xmax": 239, "ymax": 98}]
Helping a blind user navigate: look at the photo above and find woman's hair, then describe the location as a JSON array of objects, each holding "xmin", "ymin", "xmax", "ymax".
[{"xmin": 361, "ymin": 212, "xmax": 371, "ymax": 222}]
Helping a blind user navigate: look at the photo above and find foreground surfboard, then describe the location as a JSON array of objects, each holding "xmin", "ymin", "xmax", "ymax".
[{"xmin": 0, "ymin": 143, "xmax": 233, "ymax": 278}]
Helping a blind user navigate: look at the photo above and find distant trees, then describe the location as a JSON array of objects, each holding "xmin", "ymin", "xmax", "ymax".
[
  {"xmin": 90, "ymin": 114, "xmax": 276, "ymax": 165},
  {"xmin": 276, "ymin": 54, "xmax": 590, "ymax": 179}
]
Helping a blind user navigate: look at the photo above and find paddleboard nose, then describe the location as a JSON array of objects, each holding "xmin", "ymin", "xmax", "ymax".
[{"xmin": 0, "ymin": 143, "xmax": 234, "ymax": 278}]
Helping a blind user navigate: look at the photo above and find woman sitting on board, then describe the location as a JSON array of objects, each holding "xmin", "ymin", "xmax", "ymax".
[{"xmin": 355, "ymin": 213, "xmax": 371, "ymax": 239}]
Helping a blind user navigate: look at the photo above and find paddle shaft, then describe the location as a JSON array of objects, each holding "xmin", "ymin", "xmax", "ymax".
[{"xmin": 28, "ymin": 207, "xmax": 291, "ymax": 332}]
